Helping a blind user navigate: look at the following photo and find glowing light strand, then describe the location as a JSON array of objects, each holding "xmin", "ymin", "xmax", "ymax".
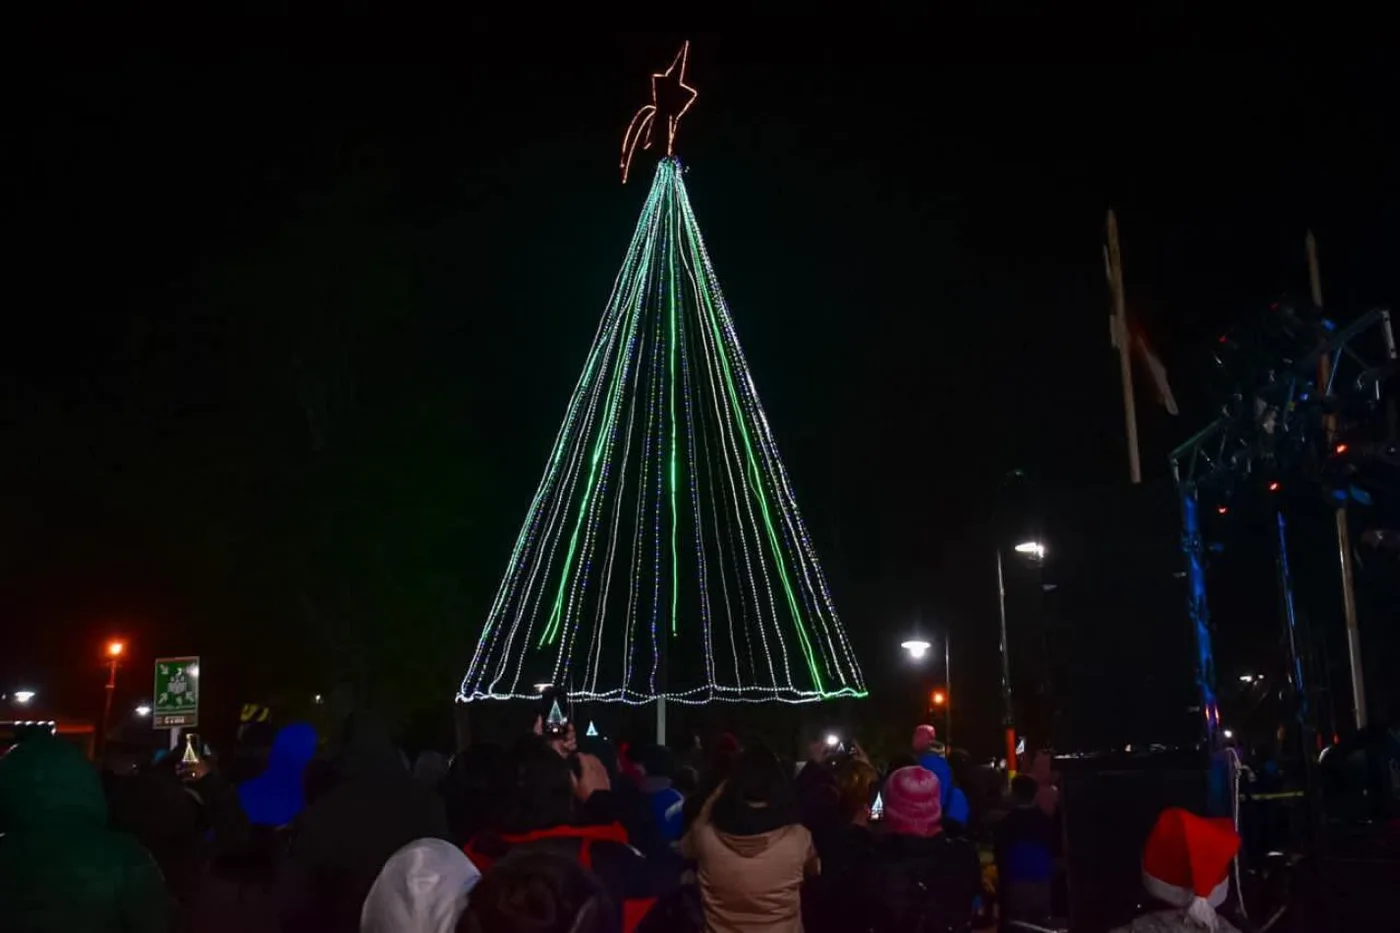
[
  {"xmin": 459, "ymin": 158, "xmax": 866, "ymax": 704},
  {"xmin": 678, "ymin": 181, "xmax": 862, "ymax": 687}
]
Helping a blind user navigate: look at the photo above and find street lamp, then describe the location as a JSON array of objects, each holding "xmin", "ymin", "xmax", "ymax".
[
  {"xmin": 900, "ymin": 639, "xmax": 931, "ymax": 660},
  {"xmin": 135, "ymin": 704, "xmax": 152, "ymax": 718},
  {"xmin": 13, "ymin": 690, "xmax": 36, "ymax": 705},
  {"xmin": 901, "ymin": 635, "xmax": 953, "ymax": 746},
  {"xmin": 997, "ymin": 542, "xmax": 1046, "ymax": 778},
  {"xmin": 100, "ymin": 639, "xmax": 126, "ymax": 758}
]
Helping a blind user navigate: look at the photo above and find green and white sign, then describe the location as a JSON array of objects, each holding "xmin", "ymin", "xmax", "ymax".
[{"xmin": 153, "ymin": 656, "xmax": 200, "ymax": 728}]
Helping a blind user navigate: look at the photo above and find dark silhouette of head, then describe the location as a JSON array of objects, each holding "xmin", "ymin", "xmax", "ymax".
[
  {"xmin": 833, "ymin": 756, "xmax": 879, "ymax": 822},
  {"xmin": 459, "ymin": 849, "xmax": 618, "ymax": 933},
  {"xmin": 713, "ymin": 745, "xmax": 798, "ymax": 827},
  {"xmin": 504, "ymin": 736, "xmax": 575, "ymax": 832},
  {"xmin": 1011, "ymin": 774, "xmax": 1039, "ymax": 806},
  {"xmin": 673, "ymin": 765, "xmax": 699, "ymax": 798},
  {"xmin": 444, "ymin": 742, "xmax": 511, "ymax": 843}
]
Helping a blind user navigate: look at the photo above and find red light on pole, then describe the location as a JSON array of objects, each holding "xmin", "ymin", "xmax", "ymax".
[
  {"xmin": 107, "ymin": 640, "xmax": 125, "ymax": 658},
  {"xmin": 930, "ymin": 689, "xmax": 946, "ymax": 707},
  {"xmin": 1335, "ymin": 443, "xmax": 1349, "ymax": 455},
  {"xmin": 1267, "ymin": 481, "xmax": 1281, "ymax": 493},
  {"xmin": 1216, "ymin": 505, "xmax": 1229, "ymax": 515}
]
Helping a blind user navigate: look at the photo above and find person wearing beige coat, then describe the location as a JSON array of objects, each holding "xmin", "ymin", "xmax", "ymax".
[{"xmin": 680, "ymin": 747, "xmax": 820, "ymax": 933}]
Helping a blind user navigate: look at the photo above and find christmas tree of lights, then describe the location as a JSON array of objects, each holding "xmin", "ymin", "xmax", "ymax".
[{"xmin": 458, "ymin": 46, "xmax": 865, "ymax": 706}]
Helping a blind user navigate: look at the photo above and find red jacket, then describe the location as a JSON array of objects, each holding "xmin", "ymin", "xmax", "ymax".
[{"xmin": 465, "ymin": 822, "xmax": 661, "ymax": 932}]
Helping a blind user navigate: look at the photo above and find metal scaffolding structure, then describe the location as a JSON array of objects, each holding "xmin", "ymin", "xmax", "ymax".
[{"xmin": 1169, "ymin": 306, "xmax": 1396, "ymax": 747}]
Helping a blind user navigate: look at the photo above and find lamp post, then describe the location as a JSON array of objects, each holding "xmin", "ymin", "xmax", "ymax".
[
  {"xmin": 100, "ymin": 640, "xmax": 125, "ymax": 757},
  {"xmin": 901, "ymin": 635, "xmax": 952, "ymax": 747},
  {"xmin": 998, "ymin": 542, "xmax": 1045, "ymax": 778}
]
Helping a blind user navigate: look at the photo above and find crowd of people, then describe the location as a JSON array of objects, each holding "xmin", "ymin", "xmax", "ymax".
[{"xmin": 0, "ymin": 710, "xmax": 1247, "ymax": 933}]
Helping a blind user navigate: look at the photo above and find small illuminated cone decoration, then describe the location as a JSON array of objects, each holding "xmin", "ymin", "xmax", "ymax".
[{"xmin": 459, "ymin": 158, "xmax": 865, "ymax": 705}]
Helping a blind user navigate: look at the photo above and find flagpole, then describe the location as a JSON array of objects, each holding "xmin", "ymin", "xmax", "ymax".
[
  {"xmin": 1309, "ymin": 230, "xmax": 1367, "ymax": 730},
  {"xmin": 1107, "ymin": 209, "xmax": 1142, "ymax": 484}
]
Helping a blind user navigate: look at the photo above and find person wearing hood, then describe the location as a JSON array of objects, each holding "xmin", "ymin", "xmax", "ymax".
[
  {"xmin": 911, "ymin": 723, "xmax": 971, "ymax": 829},
  {"xmin": 360, "ymin": 838, "xmax": 481, "ymax": 933},
  {"xmin": 282, "ymin": 711, "xmax": 449, "ymax": 933},
  {"xmin": 237, "ymin": 721, "xmax": 318, "ymax": 828},
  {"xmin": 682, "ymin": 745, "xmax": 818, "ymax": 933},
  {"xmin": 0, "ymin": 734, "xmax": 174, "ymax": 933}
]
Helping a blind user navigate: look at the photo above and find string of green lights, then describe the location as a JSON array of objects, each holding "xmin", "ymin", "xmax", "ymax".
[{"xmin": 460, "ymin": 158, "xmax": 865, "ymax": 704}]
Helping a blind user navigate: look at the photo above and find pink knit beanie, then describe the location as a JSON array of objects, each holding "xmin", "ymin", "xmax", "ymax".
[{"xmin": 882, "ymin": 765, "xmax": 943, "ymax": 837}]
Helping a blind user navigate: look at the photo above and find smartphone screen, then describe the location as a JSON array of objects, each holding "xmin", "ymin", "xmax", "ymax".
[{"xmin": 540, "ymin": 688, "xmax": 571, "ymax": 737}]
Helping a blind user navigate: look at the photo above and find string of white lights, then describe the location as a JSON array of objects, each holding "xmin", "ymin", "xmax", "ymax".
[{"xmin": 458, "ymin": 159, "xmax": 866, "ymax": 704}]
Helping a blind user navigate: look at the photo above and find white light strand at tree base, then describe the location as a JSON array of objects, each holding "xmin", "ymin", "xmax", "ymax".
[{"xmin": 459, "ymin": 159, "xmax": 865, "ymax": 705}]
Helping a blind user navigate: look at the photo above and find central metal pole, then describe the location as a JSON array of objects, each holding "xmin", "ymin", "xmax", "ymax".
[
  {"xmin": 997, "ymin": 549, "xmax": 1017, "ymax": 775},
  {"xmin": 656, "ymin": 696, "xmax": 666, "ymax": 745}
]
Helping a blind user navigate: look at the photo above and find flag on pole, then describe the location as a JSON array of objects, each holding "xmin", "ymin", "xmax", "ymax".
[
  {"xmin": 1104, "ymin": 241, "xmax": 1177, "ymax": 416},
  {"xmin": 1133, "ymin": 329, "xmax": 1179, "ymax": 415}
]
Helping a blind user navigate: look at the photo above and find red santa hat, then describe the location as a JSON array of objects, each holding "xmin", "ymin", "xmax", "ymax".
[
  {"xmin": 1140, "ymin": 808, "xmax": 1240, "ymax": 930},
  {"xmin": 911, "ymin": 724, "xmax": 937, "ymax": 752}
]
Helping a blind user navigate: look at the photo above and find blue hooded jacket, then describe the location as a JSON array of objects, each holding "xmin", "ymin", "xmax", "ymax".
[
  {"xmin": 237, "ymin": 722, "xmax": 317, "ymax": 828},
  {"xmin": 916, "ymin": 752, "xmax": 970, "ymax": 826}
]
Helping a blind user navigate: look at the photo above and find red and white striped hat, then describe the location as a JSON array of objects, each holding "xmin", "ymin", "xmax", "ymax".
[{"xmin": 1141, "ymin": 808, "xmax": 1240, "ymax": 930}]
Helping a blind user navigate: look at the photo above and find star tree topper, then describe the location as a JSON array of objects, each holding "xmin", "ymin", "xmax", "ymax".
[{"xmin": 620, "ymin": 41, "xmax": 698, "ymax": 183}]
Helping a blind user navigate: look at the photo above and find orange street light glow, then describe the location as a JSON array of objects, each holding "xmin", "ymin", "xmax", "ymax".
[{"xmin": 107, "ymin": 640, "xmax": 125, "ymax": 657}]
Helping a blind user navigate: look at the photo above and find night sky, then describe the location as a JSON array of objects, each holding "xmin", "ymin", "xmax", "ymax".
[{"xmin": 4, "ymin": 25, "xmax": 1397, "ymax": 754}]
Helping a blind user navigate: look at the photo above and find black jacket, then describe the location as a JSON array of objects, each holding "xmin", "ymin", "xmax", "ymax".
[
  {"xmin": 837, "ymin": 831, "xmax": 981, "ymax": 933},
  {"xmin": 281, "ymin": 713, "xmax": 449, "ymax": 933}
]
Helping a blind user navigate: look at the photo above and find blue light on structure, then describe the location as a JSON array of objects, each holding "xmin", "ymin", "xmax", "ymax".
[
  {"xmin": 1179, "ymin": 487, "xmax": 1220, "ymax": 744},
  {"xmin": 1275, "ymin": 512, "xmax": 1308, "ymax": 728}
]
